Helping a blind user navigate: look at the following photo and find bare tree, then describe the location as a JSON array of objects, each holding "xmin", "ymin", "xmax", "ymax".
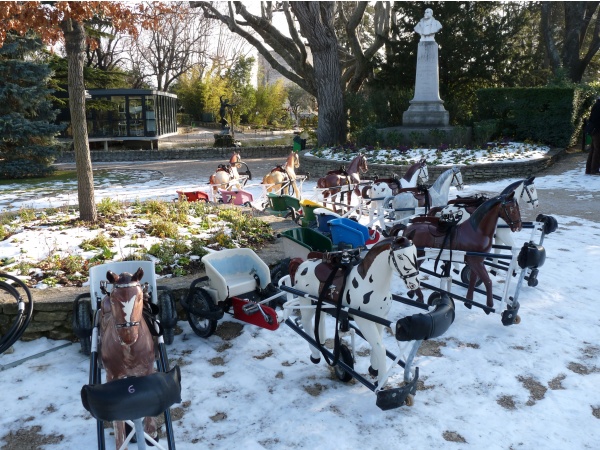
[
  {"xmin": 541, "ymin": 1, "xmax": 600, "ymax": 82},
  {"xmin": 85, "ymin": 20, "xmax": 126, "ymax": 71},
  {"xmin": 191, "ymin": 1, "xmax": 393, "ymax": 146},
  {"xmin": 128, "ymin": 1, "xmax": 214, "ymax": 91}
]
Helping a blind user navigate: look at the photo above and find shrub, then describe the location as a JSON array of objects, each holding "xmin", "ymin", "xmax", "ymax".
[
  {"xmin": 147, "ymin": 216, "xmax": 179, "ymax": 239},
  {"xmin": 80, "ymin": 233, "xmax": 114, "ymax": 251},
  {"xmin": 473, "ymin": 120, "xmax": 500, "ymax": 147},
  {"xmin": 475, "ymin": 87, "xmax": 597, "ymax": 148},
  {"xmin": 97, "ymin": 197, "xmax": 123, "ymax": 218}
]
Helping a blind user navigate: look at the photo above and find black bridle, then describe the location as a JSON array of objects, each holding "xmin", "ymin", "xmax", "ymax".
[
  {"xmin": 451, "ymin": 168, "xmax": 464, "ymax": 190},
  {"xmin": 500, "ymin": 198, "xmax": 522, "ymax": 231},
  {"xmin": 388, "ymin": 243, "xmax": 419, "ymax": 282},
  {"xmin": 519, "ymin": 182, "xmax": 538, "ymax": 208}
]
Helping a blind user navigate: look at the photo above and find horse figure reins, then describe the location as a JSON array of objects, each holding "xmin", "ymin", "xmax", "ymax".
[
  {"xmin": 519, "ymin": 180, "xmax": 537, "ymax": 207},
  {"xmin": 498, "ymin": 195, "xmax": 522, "ymax": 231},
  {"xmin": 388, "ymin": 240, "xmax": 419, "ymax": 282}
]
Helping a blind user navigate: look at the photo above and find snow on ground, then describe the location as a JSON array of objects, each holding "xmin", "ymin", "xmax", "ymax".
[
  {"xmin": 1, "ymin": 145, "xmax": 600, "ymax": 449},
  {"xmin": 1, "ymin": 211, "xmax": 599, "ymax": 449}
]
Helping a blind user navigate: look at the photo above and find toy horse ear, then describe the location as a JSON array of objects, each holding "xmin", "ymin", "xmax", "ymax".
[
  {"xmin": 132, "ymin": 267, "xmax": 144, "ymax": 282},
  {"xmin": 106, "ymin": 271, "xmax": 118, "ymax": 283},
  {"xmin": 506, "ymin": 191, "xmax": 515, "ymax": 201},
  {"xmin": 526, "ymin": 176, "xmax": 535, "ymax": 184}
]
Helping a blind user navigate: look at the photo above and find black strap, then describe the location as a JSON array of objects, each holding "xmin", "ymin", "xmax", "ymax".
[
  {"xmin": 313, "ymin": 261, "xmax": 352, "ymax": 367},
  {"xmin": 142, "ymin": 300, "xmax": 163, "ymax": 337},
  {"xmin": 434, "ymin": 224, "xmax": 455, "ymax": 274}
]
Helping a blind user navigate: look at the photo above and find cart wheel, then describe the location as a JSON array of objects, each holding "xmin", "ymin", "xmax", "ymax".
[
  {"xmin": 460, "ymin": 265, "xmax": 483, "ymax": 287},
  {"xmin": 76, "ymin": 300, "xmax": 92, "ymax": 356},
  {"xmin": 270, "ymin": 258, "xmax": 291, "ymax": 287},
  {"xmin": 284, "ymin": 207, "xmax": 297, "ymax": 222},
  {"xmin": 243, "ymin": 202, "xmax": 252, "ymax": 207},
  {"xmin": 158, "ymin": 290, "xmax": 176, "ymax": 345},
  {"xmin": 334, "ymin": 344, "xmax": 354, "ymax": 382},
  {"xmin": 187, "ymin": 288, "xmax": 218, "ymax": 338},
  {"xmin": 405, "ymin": 393, "xmax": 415, "ymax": 407}
]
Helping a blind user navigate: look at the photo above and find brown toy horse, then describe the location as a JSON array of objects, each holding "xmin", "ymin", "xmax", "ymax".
[
  {"xmin": 100, "ymin": 267, "xmax": 156, "ymax": 449},
  {"xmin": 209, "ymin": 151, "xmax": 243, "ymax": 195},
  {"xmin": 262, "ymin": 151, "xmax": 300, "ymax": 197},
  {"xmin": 317, "ymin": 153, "xmax": 368, "ymax": 212},
  {"xmin": 401, "ymin": 192, "xmax": 522, "ymax": 308}
]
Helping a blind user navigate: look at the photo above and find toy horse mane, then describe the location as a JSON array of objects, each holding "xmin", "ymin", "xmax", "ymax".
[{"xmin": 357, "ymin": 236, "xmax": 411, "ymax": 279}]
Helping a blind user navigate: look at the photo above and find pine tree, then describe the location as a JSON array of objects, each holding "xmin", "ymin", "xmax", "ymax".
[{"xmin": 0, "ymin": 34, "xmax": 63, "ymax": 179}]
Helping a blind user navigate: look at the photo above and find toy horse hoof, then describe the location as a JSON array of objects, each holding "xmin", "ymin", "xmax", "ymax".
[
  {"xmin": 464, "ymin": 302, "xmax": 472, "ymax": 309},
  {"xmin": 368, "ymin": 366, "xmax": 378, "ymax": 377},
  {"xmin": 310, "ymin": 356, "xmax": 320, "ymax": 364},
  {"xmin": 407, "ymin": 290, "xmax": 415, "ymax": 299}
]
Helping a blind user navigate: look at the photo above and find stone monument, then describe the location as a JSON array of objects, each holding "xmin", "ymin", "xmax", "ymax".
[{"xmin": 402, "ymin": 8, "xmax": 449, "ymax": 127}]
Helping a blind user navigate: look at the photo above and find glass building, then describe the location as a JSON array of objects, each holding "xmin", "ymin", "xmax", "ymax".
[{"xmin": 85, "ymin": 89, "xmax": 178, "ymax": 140}]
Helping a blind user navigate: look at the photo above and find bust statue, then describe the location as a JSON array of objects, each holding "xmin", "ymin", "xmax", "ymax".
[{"xmin": 414, "ymin": 8, "xmax": 442, "ymax": 42}]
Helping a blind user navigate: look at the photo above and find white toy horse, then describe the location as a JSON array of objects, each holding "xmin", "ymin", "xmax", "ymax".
[
  {"xmin": 363, "ymin": 160, "xmax": 429, "ymax": 228},
  {"xmin": 290, "ymin": 236, "xmax": 420, "ymax": 386},
  {"xmin": 386, "ymin": 166, "xmax": 464, "ymax": 223},
  {"xmin": 209, "ymin": 151, "xmax": 243, "ymax": 195}
]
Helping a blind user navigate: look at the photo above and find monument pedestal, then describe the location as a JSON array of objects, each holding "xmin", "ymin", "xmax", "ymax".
[
  {"xmin": 213, "ymin": 129, "xmax": 240, "ymax": 148},
  {"xmin": 403, "ymin": 40, "xmax": 449, "ymax": 127}
]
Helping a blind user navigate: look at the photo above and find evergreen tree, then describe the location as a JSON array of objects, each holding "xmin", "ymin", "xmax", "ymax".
[{"xmin": 0, "ymin": 34, "xmax": 63, "ymax": 179}]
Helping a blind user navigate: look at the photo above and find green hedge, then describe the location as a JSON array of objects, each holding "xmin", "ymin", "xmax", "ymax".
[{"xmin": 475, "ymin": 87, "xmax": 597, "ymax": 148}]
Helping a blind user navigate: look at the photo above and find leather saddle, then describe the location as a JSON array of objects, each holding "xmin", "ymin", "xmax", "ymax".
[
  {"xmin": 293, "ymin": 250, "xmax": 360, "ymax": 304},
  {"xmin": 447, "ymin": 194, "xmax": 487, "ymax": 208},
  {"xmin": 271, "ymin": 164, "xmax": 287, "ymax": 173},
  {"xmin": 216, "ymin": 164, "xmax": 232, "ymax": 174}
]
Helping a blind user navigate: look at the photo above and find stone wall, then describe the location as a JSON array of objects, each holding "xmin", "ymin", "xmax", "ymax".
[
  {"xmin": 55, "ymin": 145, "xmax": 294, "ymax": 163},
  {"xmin": 300, "ymin": 147, "xmax": 563, "ymax": 183},
  {"xmin": 0, "ymin": 286, "xmax": 191, "ymax": 343}
]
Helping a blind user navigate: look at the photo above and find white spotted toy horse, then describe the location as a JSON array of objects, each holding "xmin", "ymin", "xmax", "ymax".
[{"xmin": 289, "ymin": 236, "xmax": 420, "ymax": 386}]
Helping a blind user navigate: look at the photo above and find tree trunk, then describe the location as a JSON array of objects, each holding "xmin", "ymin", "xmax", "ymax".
[
  {"xmin": 292, "ymin": 2, "xmax": 346, "ymax": 146},
  {"xmin": 62, "ymin": 19, "xmax": 97, "ymax": 222}
]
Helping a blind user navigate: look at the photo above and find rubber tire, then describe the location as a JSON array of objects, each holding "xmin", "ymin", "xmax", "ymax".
[
  {"xmin": 334, "ymin": 344, "xmax": 354, "ymax": 383},
  {"xmin": 187, "ymin": 288, "xmax": 219, "ymax": 338},
  {"xmin": 158, "ymin": 290, "xmax": 176, "ymax": 345},
  {"xmin": 460, "ymin": 265, "xmax": 483, "ymax": 287},
  {"xmin": 77, "ymin": 300, "xmax": 92, "ymax": 356},
  {"xmin": 270, "ymin": 258, "xmax": 291, "ymax": 286}
]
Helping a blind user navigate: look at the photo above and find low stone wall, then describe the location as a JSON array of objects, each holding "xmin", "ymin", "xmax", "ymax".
[
  {"xmin": 300, "ymin": 147, "xmax": 564, "ymax": 183},
  {"xmin": 0, "ymin": 285, "xmax": 191, "ymax": 343},
  {"xmin": 55, "ymin": 145, "xmax": 294, "ymax": 163}
]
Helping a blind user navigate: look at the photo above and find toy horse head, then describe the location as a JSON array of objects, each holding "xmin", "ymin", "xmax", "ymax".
[
  {"xmin": 389, "ymin": 236, "xmax": 420, "ymax": 291},
  {"xmin": 106, "ymin": 267, "xmax": 145, "ymax": 347}
]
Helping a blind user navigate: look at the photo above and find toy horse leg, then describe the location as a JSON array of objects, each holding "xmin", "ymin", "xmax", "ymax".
[
  {"xmin": 299, "ymin": 298, "xmax": 323, "ymax": 363},
  {"xmin": 467, "ymin": 260, "xmax": 494, "ymax": 308},
  {"xmin": 354, "ymin": 316, "xmax": 387, "ymax": 385},
  {"xmin": 114, "ymin": 420, "xmax": 127, "ymax": 450},
  {"xmin": 290, "ymin": 180, "xmax": 299, "ymax": 198},
  {"xmin": 143, "ymin": 416, "xmax": 158, "ymax": 443}
]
